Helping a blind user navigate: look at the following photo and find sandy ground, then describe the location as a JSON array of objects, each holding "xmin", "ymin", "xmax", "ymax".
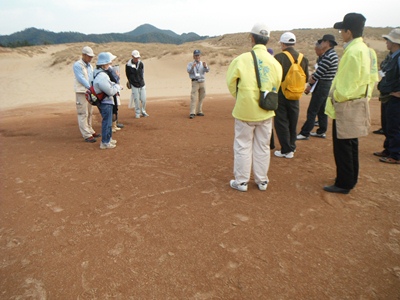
[{"xmin": 1, "ymin": 44, "xmax": 400, "ymax": 299}]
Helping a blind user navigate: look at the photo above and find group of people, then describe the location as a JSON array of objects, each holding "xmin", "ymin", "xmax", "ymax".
[
  {"xmin": 73, "ymin": 13, "xmax": 399, "ymax": 194},
  {"xmin": 73, "ymin": 48, "xmax": 148, "ymax": 149},
  {"xmin": 227, "ymin": 13, "xmax": 399, "ymax": 195}
]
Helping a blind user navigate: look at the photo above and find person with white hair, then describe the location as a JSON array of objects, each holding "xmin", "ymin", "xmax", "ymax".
[{"xmin": 93, "ymin": 52, "xmax": 122, "ymax": 149}]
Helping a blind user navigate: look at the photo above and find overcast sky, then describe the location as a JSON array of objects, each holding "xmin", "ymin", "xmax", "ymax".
[{"xmin": 1, "ymin": 0, "xmax": 399, "ymax": 37}]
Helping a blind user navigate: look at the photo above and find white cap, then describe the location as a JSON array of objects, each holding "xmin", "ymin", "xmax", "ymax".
[
  {"xmin": 131, "ymin": 50, "xmax": 140, "ymax": 58},
  {"xmin": 280, "ymin": 32, "xmax": 296, "ymax": 44},
  {"xmin": 82, "ymin": 46, "xmax": 95, "ymax": 57},
  {"xmin": 107, "ymin": 52, "xmax": 117, "ymax": 61},
  {"xmin": 382, "ymin": 28, "xmax": 400, "ymax": 44},
  {"xmin": 250, "ymin": 22, "xmax": 270, "ymax": 37}
]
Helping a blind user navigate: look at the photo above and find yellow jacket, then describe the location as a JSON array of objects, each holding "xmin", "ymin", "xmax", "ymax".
[
  {"xmin": 226, "ymin": 44, "xmax": 282, "ymax": 121},
  {"xmin": 325, "ymin": 38, "xmax": 378, "ymax": 119}
]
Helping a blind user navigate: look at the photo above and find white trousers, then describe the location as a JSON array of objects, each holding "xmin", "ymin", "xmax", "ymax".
[
  {"xmin": 75, "ymin": 93, "xmax": 95, "ymax": 139},
  {"xmin": 233, "ymin": 118, "xmax": 272, "ymax": 184}
]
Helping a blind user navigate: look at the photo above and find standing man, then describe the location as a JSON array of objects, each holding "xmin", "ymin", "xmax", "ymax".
[
  {"xmin": 226, "ymin": 22, "xmax": 282, "ymax": 192},
  {"xmin": 274, "ymin": 32, "xmax": 309, "ymax": 158},
  {"xmin": 297, "ymin": 34, "xmax": 339, "ymax": 140},
  {"xmin": 374, "ymin": 28, "xmax": 400, "ymax": 164},
  {"xmin": 324, "ymin": 13, "xmax": 377, "ymax": 194},
  {"xmin": 187, "ymin": 50, "xmax": 210, "ymax": 119},
  {"xmin": 73, "ymin": 46, "xmax": 100, "ymax": 143},
  {"xmin": 126, "ymin": 50, "xmax": 148, "ymax": 119}
]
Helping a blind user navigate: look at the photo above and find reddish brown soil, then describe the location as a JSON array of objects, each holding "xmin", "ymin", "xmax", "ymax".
[{"xmin": 1, "ymin": 96, "xmax": 399, "ymax": 299}]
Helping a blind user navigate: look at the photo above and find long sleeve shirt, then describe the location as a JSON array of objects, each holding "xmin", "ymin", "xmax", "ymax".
[
  {"xmin": 73, "ymin": 59, "xmax": 93, "ymax": 93},
  {"xmin": 187, "ymin": 61, "xmax": 209, "ymax": 82},
  {"xmin": 325, "ymin": 37, "xmax": 376, "ymax": 119},
  {"xmin": 226, "ymin": 44, "xmax": 282, "ymax": 122},
  {"xmin": 311, "ymin": 48, "xmax": 338, "ymax": 81}
]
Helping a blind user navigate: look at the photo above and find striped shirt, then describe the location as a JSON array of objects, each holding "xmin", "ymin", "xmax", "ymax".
[{"xmin": 312, "ymin": 48, "xmax": 338, "ymax": 81}]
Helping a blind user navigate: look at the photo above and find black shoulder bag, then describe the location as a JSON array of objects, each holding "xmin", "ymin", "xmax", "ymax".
[{"xmin": 251, "ymin": 50, "xmax": 278, "ymax": 111}]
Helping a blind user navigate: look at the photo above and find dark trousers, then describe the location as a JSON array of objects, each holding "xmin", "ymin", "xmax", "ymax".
[
  {"xmin": 382, "ymin": 96, "xmax": 400, "ymax": 160},
  {"xmin": 274, "ymin": 95, "xmax": 299, "ymax": 154},
  {"xmin": 332, "ymin": 120, "xmax": 359, "ymax": 189},
  {"xmin": 300, "ymin": 80, "xmax": 332, "ymax": 136}
]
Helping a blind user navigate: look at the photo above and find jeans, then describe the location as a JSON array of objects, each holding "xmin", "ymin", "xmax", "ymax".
[
  {"xmin": 300, "ymin": 80, "xmax": 332, "ymax": 136},
  {"xmin": 129, "ymin": 86, "xmax": 147, "ymax": 116},
  {"xmin": 99, "ymin": 103, "xmax": 113, "ymax": 144}
]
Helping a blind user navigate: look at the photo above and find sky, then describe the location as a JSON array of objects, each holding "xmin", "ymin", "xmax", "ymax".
[{"xmin": 0, "ymin": 0, "xmax": 399, "ymax": 37}]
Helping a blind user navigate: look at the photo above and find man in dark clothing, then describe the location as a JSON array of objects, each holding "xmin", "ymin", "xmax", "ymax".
[
  {"xmin": 297, "ymin": 34, "xmax": 339, "ymax": 140},
  {"xmin": 274, "ymin": 32, "xmax": 309, "ymax": 158},
  {"xmin": 373, "ymin": 28, "xmax": 400, "ymax": 164}
]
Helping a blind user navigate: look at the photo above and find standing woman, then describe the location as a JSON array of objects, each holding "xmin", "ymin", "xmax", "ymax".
[{"xmin": 94, "ymin": 52, "xmax": 122, "ymax": 150}]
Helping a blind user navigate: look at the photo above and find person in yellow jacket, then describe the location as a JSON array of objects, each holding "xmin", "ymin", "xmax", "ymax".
[
  {"xmin": 324, "ymin": 13, "xmax": 379, "ymax": 194},
  {"xmin": 226, "ymin": 22, "xmax": 282, "ymax": 192}
]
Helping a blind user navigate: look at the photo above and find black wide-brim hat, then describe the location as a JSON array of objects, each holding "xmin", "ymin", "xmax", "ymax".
[{"xmin": 317, "ymin": 34, "xmax": 338, "ymax": 46}]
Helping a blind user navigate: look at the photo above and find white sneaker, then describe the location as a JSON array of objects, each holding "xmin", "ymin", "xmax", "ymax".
[
  {"xmin": 296, "ymin": 134, "xmax": 309, "ymax": 140},
  {"xmin": 100, "ymin": 143, "xmax": 116, "ymax": 150},
  {"xmin": 274, "ymin": 150, "xmax": 294, "ymax": 159},
  {"xmin": 110, "ymin": 139, "xmax": 117, "ymax": 145},
  {"xmin": 230, "ymin": 180, "xmax": 248, "ymax": 192},
  {"xmin": 310, "ymin": 132, "xmax": 326, "ymax": 138},
  {"xmin": 135, "ymin": 114, "xmax": 141, "ymax": 119},
  {"xmin": 142, "ymin": 112, "xmax": 149, "ymax": 117},
  {"xmin": 258, "ymin": 181, "xmax": 268, "ymax": 191}
]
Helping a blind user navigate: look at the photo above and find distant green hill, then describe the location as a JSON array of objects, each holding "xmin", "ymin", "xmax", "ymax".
[{"xmin": 0, "ymin": 24, "xmax": 209, "ymax": 48}]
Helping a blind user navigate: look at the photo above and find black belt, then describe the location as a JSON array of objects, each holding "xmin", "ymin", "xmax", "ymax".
[{"xmin": 192, "ymin": 79, "xmax": 198, "ymax": 81}]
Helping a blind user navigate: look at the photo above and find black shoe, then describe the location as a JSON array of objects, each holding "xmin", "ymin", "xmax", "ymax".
[
  {"xmin": 189, "ymin": 114, "xmax": 195, "ymax": 119},
  {"xmin": 85, "ymin": 137, "xmax": 97, "ymax": 143},
  {"xmin": 196, "ymin": 112, "xmax": 204, "ymax": 116},
  {"xmin": 323, "ymin": 185, "xmax": 350, "ymax": 194},
  {"xmin": 314, "ymin": 121, "xmax": 319, "ymax": 127},
  {"xmin": 373, "ymin": 128, "xmax": 384, "ymax": 135}
]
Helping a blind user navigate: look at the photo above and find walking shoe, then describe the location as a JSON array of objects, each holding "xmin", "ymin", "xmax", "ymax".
[
  {"xmin": 310, "ymin": 132, "xmax": 326, "ymax": 138},
  {"xmin": 117, "ymin": 123, "xmax": 124, "ymax": 128},
  {"xmin": 296, "ymin": 134, "xmax": 309, "ymax": 140},
  {"xmin": 110, "ymin": 139, "xmax": 117, "ymax": 145},
  {"xmin": 196, "ymin": 112, "xmax": 204, "ymax": 116},
  {"xmin": 373, "ymin": 150, "xmax": 389, "ymax": 157},
  {"xmin": 189, "ymin": 114, "xmax": 195, "ymax": 119},
  {"xmin": 379, "ymin": 157, "xmax": 400, "ymax": 164},
  {"xmin": 142, "ymin": 112, "xmax": 149, "ymax": 117},
  {"xmin": 92, "ymin": 132, "xmax": 101, "ymax": 138},
  {"xmin": 100, "ymin": 142, "xmax": 116, "ymax": 149},
  {"xmin": 258, "ymin": 181, "xmax": 268, "ymax": 191},
  {"xmin": 274, "ymin": 150, "xmax": 294, "ymax": 159},
  {"xmin": 314, "ymin": 121, "xmax": 319, "ymax": 127},
  {"xmin": 135, "ymin": 114, "xmax": 141, "ymax": 119},
  {"xmin": 373, "ymin": 128, "xmax": 384, "ymax": 135},
  {"xmin": 85, "ymin": 136, "xmax": 97, "ymax": 143},
  {"xmin": 323, "ymin": 185, "xmax": 350, "ymax": 194},
  {"xmin": 230, "ymin": 180, "xmax": 248, "ymax": 192}
]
